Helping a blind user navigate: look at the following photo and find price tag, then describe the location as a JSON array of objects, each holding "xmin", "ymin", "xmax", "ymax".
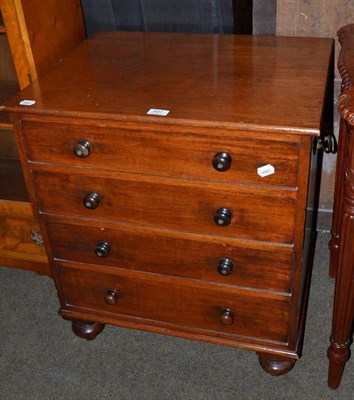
[
  {"xmin": 19, "ymin": 99, "xmax": 36, "ymax": 106},
  {"xmin": 147, "ymin": 108, "xmax": 170, "ymax": 116},
  {"xmin": 257, "ymin": 164, "xmax": 275, "ymax": 178}
]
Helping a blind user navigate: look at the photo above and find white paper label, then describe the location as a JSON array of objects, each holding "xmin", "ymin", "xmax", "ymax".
[
  {"xmin": 19, "ymin": 100, "xmax": 36, "ymax": 106},
  {"xmin": 257, "ymin": 164, "xmax": 275, "ymax": 178},
  {"xmin": 147, "ymin": 108, "xmax": 170, "ymax": 116}
]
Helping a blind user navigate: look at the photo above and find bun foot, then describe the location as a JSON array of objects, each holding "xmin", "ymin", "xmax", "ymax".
[
  {"xmin": 257, "ymin": 353, "xmax": 296, "ymax": 376},
  {"xmin": 71, "ymin": 320, "xmax": 105, "ymax": 340}
]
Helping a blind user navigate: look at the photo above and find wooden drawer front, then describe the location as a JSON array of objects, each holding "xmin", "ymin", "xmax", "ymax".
[
  {"xmin": 59, "ymin": 264, "xmax": 290, "ymax": 343},
  {"xmin": 21, "ymin": 120, "xmax": 299, "ymax": 187},
  {"xmin": 33, "ymin": 170, "xmax": 296, "ymax": 243},
  {"xmin": 46, "ymin": 220, "xmax": 293, "ymax": 293}
]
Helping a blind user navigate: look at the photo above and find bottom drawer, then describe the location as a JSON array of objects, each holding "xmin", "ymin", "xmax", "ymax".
[{"xmin": 58, "ymin": 263, "xmax": 290, "ymax": 344}]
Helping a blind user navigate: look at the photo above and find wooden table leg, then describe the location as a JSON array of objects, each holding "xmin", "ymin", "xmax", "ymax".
[
  {"xmin": 327, "ymin": 217, "xmax": 354, "ymax": 389},
  {"xmin": 327, "ymin": 124, "xmax": 354, "ymax": 389},
  {"xmin": 328, "ymin": 119, "xmax": 347, "ymax": 278}
]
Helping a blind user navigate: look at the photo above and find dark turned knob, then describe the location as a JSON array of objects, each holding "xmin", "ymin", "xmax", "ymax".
[
  {"xmin": 212, "ymin": 152, "xmax": 232, "ymax": 172},
  {"xmin": 219, "ymin": 308, "xmax": 234, "ymax": 326},
  {"xmin": 73, "ymin": 139, "xmax": 92, "ymax": 158},
  {"xmin": 214, "ymin": 208, "xmax": 232, "ymax": 226},
  {"xmin": 217, "ymin": 258, "xmax": 234, "ymax": 276},
  {"xmin": 95, "ymin": 242, "xmax": 111, "ymax": 258},
  {"xmin": 83, "ymin": 192, "xmax": 100, "ymax": 209},
  {"xmin": 104, "ymin": 289, "xmax": 119, "ymax": 305}
]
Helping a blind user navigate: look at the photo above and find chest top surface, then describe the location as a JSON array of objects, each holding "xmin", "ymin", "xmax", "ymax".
[{"xmin": 1, "ymin": 31, "xmax": 333, "ymax": 135}]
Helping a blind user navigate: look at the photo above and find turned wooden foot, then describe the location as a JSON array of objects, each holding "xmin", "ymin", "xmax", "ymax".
[
  {"xmin": 71, "ymin": 320, "xmax": 105, "ymax": 340},
  {"xmin": 327, "ymin": 340, "xmax": 351, "ymax": 389},
  {"xmin": 257, "ymin": 353, "xmax": 296, "ymax": 376}
]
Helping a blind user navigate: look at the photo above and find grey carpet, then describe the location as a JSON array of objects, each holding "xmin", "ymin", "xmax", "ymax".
[{"xmin": 0, "ymin": 231, "xmax": 353, "ymax": 400}]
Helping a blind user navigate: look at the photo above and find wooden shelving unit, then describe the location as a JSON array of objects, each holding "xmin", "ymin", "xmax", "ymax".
[
  {"xmin": 0, "ymin": 12, "xmax": 25, "ymax": 206},
  {"xmin": 0, "ymin": 0, "xmax": 86, "ymax": 276},
  {"xmin": 0, "ymin": 31, "xmax": 18, "ymax": 128}
]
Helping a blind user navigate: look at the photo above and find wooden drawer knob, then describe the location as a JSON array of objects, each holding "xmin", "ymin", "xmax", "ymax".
[
  {"xmin": 104, "ymin": 289, "xmax": 119, "ymax": 305},
  {"xmin": 217, "ymin": 258, "xmax": 234, "ymax": 276},
  {"xmin": 212, "ymin": 152, "xmax": 232, "ymax": 172},
  {"xmin": 214, "ymin": 208, "xmax": 232, "ymax": 226},
  {"xmin": 95, "ymin": 242, "xmax": 111, "ymax": 258},
  {"xmin": 83, "ymin": 192, "xmax": 100, "ymax": 209},
  {"xmin": 219, "ymin": 308, "xmax": 234, "ymax": 326},
  {"xmin": 74, "ymin": 139, "xmax": 92, "ymax": 158}
]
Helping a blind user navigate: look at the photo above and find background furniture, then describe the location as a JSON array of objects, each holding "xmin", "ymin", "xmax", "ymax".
[
  {"xmin": 328, "ymin": 23, "xmax": 354, "ymax": 390},
  {"xmin": 2, "ymin": 31, "xmax": 333, "ymax": 376},
  {"xmin": 0, "ymin": 0, "xmax": 85, "ymax": 276},
  {"xmin": 80, "ymin": 0, "xmax": 249, "ymax": 36}
]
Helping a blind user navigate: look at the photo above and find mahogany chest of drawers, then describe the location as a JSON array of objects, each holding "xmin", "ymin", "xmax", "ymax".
[{"xmin": 2, "ymin": 32, "xmax": 334, "ymax": 376}]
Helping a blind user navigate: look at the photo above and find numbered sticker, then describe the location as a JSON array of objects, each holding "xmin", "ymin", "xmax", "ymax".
[
  {"xmin": 257, "ymin": 164, "xmax": 275, "ymax": 178},
  {"xmin": 147, "ymin": 108, "xmax": 170, "ymax": 116}
]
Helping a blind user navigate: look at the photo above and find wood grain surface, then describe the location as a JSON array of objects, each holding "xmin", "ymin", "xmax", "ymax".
[{"xmin": 2, "ymin": 32, "xmax": 333, "ymax": 135}]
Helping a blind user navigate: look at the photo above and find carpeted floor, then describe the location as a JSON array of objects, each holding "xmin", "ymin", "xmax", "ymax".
[{"xmin": 0, "ymin": 231, "xmax": 353, "ymax": 400}]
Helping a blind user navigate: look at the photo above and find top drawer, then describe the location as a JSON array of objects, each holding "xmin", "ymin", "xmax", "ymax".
[{"xmin": 20, "ymin": 119, "xmax": 300, "ymax": 187}]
